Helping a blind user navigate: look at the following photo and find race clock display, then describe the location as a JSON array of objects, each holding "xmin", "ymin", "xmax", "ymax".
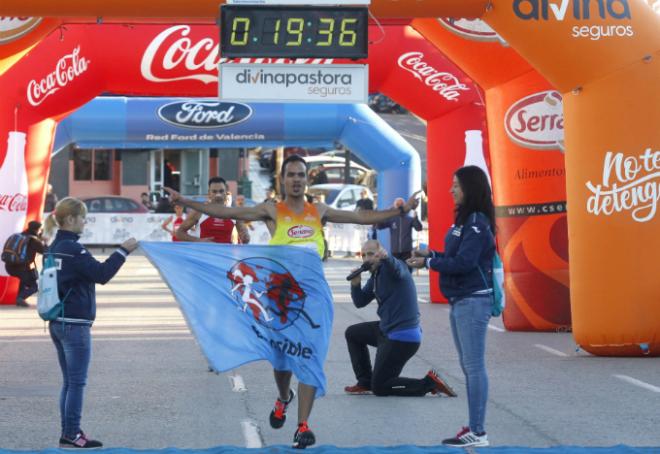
[{"xmin": 220, "ymin": 5, "xmax": 368, "ymax": 59}]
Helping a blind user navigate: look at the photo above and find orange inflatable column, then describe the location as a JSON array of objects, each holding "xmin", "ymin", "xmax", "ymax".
[
  {"xmin": 485, "ymin": 0, "xmax": 660, "ymax": 355},
  {"xmin": 563, "ymin": 58, "xmax": 660, "ymax": 356}
]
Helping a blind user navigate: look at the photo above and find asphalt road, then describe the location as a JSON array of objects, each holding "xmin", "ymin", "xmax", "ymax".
[{"xmin": 1, "ymin": 253, "xmax": 658, "ymax": 450}]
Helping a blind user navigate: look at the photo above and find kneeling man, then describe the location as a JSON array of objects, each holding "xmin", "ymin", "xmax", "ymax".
[{"xmin": 345, "ymin": 240, "xmax": 456, "ymax": 397}]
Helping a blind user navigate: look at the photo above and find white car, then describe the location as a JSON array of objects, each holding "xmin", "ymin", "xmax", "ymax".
[{"xmin": 308, "ymin": 184, "xmax": 374, "ymax": 211}]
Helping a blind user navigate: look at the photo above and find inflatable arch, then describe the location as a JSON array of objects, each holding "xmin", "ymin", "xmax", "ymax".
[
  {"xmin": 0, "ymin": 22, "xmax": 484, "ymax": 310},
  {"xmin": 0, "ymin": 0, "xmax": 659, "ymax": 356},
  {"xmin": 411, "ymin": 18, "xmax": 571, "ymax": 332},
  {"xmin": 54, "ymin": 96, "xmax": 421, "ymax": 217}
]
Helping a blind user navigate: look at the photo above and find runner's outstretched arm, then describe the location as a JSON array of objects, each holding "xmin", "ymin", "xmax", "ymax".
[{"xmin": 322, "ymin": 190, "xmax": 422, "ymax": 225}]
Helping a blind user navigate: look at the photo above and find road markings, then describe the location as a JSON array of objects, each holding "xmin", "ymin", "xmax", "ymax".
[
  {"xmin": 613, "ymin": 374, "xmax": 660, "ymax": 393},
  {"xmin": 534, "ymin": 344, "xmax": 568, "ymax": 357},
  {"xmin": 241, "ymin": 420, "xmax": 263, "ymax": 448},
  {"xmin": 488, "ymin": 325, "xmax": 505, "ymax": 332},
  {"xmin": 229, "ymin": 373, "xmax": 247, "ymax": 392}
]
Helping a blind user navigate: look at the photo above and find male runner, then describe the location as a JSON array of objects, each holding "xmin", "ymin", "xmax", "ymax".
[
  {"xmin": 175, "ymin": 177, "xmax": 249, "ymax": 244},
  {"xmin": 166, "ymin": 155, "xmax": 420, "ymax": 449}
]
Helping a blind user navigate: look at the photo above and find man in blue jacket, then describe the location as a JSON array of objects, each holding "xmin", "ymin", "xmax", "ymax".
[{"xmin": 344, "ymin": 239, "xmax": 456, "ymax": 397}]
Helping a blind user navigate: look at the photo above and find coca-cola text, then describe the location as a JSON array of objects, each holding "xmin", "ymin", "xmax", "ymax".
[
  {"xmin": 0, "ymin": 193, "xmax": 28, "ymax": 212},
  {"xmin": 27, "ymin": 46, "xmax": 90, "ymax": 106},
  {"xmin": 396, "ymin": 52, "xmax": 469, "ymax": 102}
]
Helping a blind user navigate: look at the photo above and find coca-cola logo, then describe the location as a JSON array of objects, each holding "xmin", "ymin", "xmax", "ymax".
[
  {"xmin": 157, "ymin": 100, "xmax": 252, "ymax": 129},
  {"xmin": 287, "ymin": 225, "xmax": 314, "ymax": 239},
  {"xmin": 140, "ymin": 25, "xmax": 333, "ymax": 85},
  {"xmin": 504, "ymin": 91, "xmax": 564, "ymax": 151},
  {"xmin": 396, "ymin": 52, "xmax": 470, "ymax": 102},
  {"xmin": 437, "ymin": 18, "xmax": 507, "ymax": 45},
  {"xmin": 0, "ymin": 193, "xmax": 28, "ymax": 212},
  {"xmin": 27, "ymin": 46, "xmax": 90, "ymax": 107},
  {"xmin": 0, "ymin": 17, "xmax": 42, "ymax": 44}
]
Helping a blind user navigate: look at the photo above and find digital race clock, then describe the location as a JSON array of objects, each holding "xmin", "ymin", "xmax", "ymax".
[{"xmin": 220, "ymin": 5, "xmax": 368, "ymax": 59}]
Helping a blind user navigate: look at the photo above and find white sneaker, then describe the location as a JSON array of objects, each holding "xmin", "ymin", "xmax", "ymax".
[{"xmin": 442, "ymin": 426, "xmax": 489, "ymax": 447}]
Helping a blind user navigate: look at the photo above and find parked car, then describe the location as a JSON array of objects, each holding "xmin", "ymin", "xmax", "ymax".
[
  {"xmin": 81, "ymin": 196, "xmax": 149, "ymax": 213},
  {"xmin": 320, "ymin": 163, "xmax": 369, "ymax": 185},
  {"xmin": 320, "ymin": 149, "xmax": 369, "ymax": 167},
  {"xmin": 308, "ymin": 184, "xmax": 374, "ymax": 211}
]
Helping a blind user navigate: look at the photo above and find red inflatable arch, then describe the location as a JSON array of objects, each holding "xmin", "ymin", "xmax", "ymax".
[
  {"xmin": 0, "ymin": 22, "xmax": 483, "ymax": 310},
  {"xmin": 0, "ymin": 0, "xmax": 659, "ymax": 356}
]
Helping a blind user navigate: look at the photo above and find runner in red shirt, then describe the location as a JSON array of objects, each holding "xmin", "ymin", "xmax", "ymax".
[{"xmin": 174, "ymin": 177, "xmax": 249, "ymax": 244}]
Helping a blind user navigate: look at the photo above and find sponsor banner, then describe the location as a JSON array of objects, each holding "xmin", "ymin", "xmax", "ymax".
[
  {"xmin": 512, "ymin": 0, "xmax": 634, "ymax": 41},
  {"xmin": 0, "ymin": 17, "xmax": 42, "ymax": 44},
  {"xmin": 505, "ymin": 90, "xmax": 564, "ymax": 151},
  {"xmin": 496, "ymin": 201, "xmax": 567, "ymax": 218},
  {"xmin": 220, "ymin": 63, "xmax": 368, "ymax": 103},
  {"xmin": 74, "ymin": 213, "xmax": 384, "ymax": 253},
  {"xmin": 78, "ymin": 213, "xmax": 172, "ymax": 245},
  {"xmin": 126, "ymin": 98, "xmax": 284, "ymax": 142},
  {"xmin": 437, "ymin": 18, "xmax": 507, "ymax": 45}
]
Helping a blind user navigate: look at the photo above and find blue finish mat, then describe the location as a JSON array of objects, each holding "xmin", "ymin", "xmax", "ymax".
[{"xmin": 1, "ymin": 445, "xmax": 658, "ymax": 453}]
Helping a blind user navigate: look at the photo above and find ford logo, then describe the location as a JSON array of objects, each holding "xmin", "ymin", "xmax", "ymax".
[
  {"xmin": 157, "ymin": 100, "xmax": 252, "ymax": 129},
  {"xmin": 504, "ymin": 91, "xmax": 564, "ymax": 151}
]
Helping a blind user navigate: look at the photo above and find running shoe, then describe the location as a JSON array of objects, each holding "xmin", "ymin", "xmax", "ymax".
[
  {"xmin": 292, "ymin": 421, "xmax": 316, "ymax": 449},
  {"xmin": 269, "ymin": 388, "xmax": 296, "ymax": 429},
  {"xmin": 426, "ymin": 369, "xmax": 457, "ymax": 397},
  {"xmin": 59, "ymin": 431, "xmax": 103, "ymax": 448},
  {"xmin": 344, "ymin": 384, "xmax": 372, "ymax": 395},
  {"xmin": 442, "ymin": 426, "xmax": 489, "ymax": 447}
]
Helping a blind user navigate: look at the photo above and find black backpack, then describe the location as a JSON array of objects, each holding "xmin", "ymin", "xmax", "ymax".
[{"xmin": 2, "ymin": 233, "xmax": 31, "ymax": 265}]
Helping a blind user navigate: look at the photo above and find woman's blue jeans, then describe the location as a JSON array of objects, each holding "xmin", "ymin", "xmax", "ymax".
[
  {"xmin": 449, "ymin": 294, "xmax": 491, "ymax": 434},
  {"xmin": 49, "ymin": 323, "xmax": 91, "ymax": 438}
]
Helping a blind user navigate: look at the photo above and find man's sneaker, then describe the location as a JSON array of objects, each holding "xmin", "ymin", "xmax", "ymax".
[
  {"xmin": 269, "ymin": 389, "xmax": 296, "ymax": 429},
  {"xmin": 344, "ymin": 384, "xmax": 372, "ymax": 395},
  {"xmin": 59, "ymin": 432, "xmax": 103, "ymax": 448},
  {"xmin": 292, "ymin": 422, "xmax": 316, "ymax": 449},
  {"xmin": 442, "ymin": 426, "xmax": 489, "ymax": 447},
  {"xmin": 426, "ymin": 369, "xmax": 457, "ymax": 397}
]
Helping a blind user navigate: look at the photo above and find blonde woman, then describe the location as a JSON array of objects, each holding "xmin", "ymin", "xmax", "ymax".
[{"xmin": 43, "ymin": 197, "xmax": 138, "ymax": 448}]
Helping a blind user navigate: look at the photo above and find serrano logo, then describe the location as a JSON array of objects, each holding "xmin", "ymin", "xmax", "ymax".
[
  {"xmin": 437, "ymin": 18, "xmax": 507, "ymax": 45},
  {"xmin": 586, "ymin": 149, "xmax": 660, "ymax": 223},
  {"xmin": 397, "ymin": 52, "xmax": 470, "ymax": 102},
  {"xmin": 288, "ymin": 225, "xmax": 314, "ymax": 239},
  {"xmin": 513, "ymin": 0, "xmax": 633, "ymax": 40},
  {"xmin": 504, "ymin": 91, "xmax": 564, "ymax": 151},
  {"xmin": 0, "ymin": 17, "xmax": 42, "ymax": 44},
  {"xmin": 157, "ymin": 100, "xmax": 252, "ymax": 129}
]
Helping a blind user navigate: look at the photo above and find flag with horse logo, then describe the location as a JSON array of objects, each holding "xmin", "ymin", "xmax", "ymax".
[{"xmin": 141, "ymin": 242, "xmax": 333, "ymax": 397}]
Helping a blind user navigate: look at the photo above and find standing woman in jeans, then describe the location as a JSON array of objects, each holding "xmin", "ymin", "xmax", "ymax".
[
  {"xmin": 43, "ymin": 198, "xmax": 138, "ymax": 448},
  {"xmin": 408, "ymin": 166, "xmax": 496, "ymax": 448}
]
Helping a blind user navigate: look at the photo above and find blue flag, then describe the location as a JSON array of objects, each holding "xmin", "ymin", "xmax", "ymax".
[{"xmin": 140, "ymin": 242, "xmax": 334, "ymax": 397}]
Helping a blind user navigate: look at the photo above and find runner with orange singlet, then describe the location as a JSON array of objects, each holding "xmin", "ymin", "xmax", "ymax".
[{"xmin": 165, "ymin": 155, "xmax": 420, "ymax": 449}]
